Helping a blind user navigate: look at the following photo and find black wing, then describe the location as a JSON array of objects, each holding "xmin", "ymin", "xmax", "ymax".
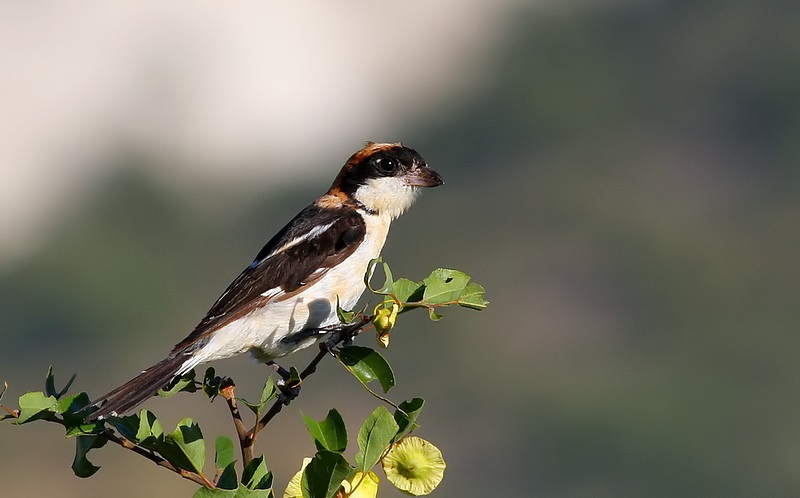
[{"xmin": 172, "ymin": 203, "xmax": 366, "ymax": 353}]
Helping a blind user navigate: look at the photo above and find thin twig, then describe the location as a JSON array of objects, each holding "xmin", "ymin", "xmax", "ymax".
[
  {"xmin": 247, "ymin": 317, "xmax": 370, "ymax": 441},
  {"xmin": 1, "ymin": 404, "xmax": 19, "ymax": 417},
  {"xmin": 248, "ymin": 346, "xmax": 330, "ymax": 436},
  {"xmin": 3, "ymin": 409, "xmax": 215, "ymax": 488},
  {"xmin": 219, "ymin": 380, "xmax": 253, "ymax": 466},
  {"xmin": 102, "ymin": 430, "xmax": 214, "ymax": 488},
  {"xmin": 251, "ymin": 396, "xmax": 288, "ymax": 438}
]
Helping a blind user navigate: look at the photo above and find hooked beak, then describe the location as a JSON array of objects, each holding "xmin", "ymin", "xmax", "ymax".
[{"xmin": 404, "ymin": 165, "xmax": 444, "ymax": 188}]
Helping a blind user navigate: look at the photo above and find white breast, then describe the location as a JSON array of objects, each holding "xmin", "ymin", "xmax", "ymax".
[{"xmin": 182, "ymin": 211, "xmax": 392, "ymax": 371}]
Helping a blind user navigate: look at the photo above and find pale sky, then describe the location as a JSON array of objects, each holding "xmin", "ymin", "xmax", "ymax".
[{"xmin": 0, "ymin": 1, "xmax": 518, "ymax": 263}]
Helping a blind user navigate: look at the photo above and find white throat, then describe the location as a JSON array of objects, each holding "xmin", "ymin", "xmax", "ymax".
[{"xmin": 353, "ymin": 176, "xmax": 419, "ymax": 220}]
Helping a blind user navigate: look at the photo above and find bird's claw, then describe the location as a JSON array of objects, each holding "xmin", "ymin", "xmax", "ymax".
[
  {"xmin": 269, "ymin": 361, "xmax": 301, "ymax": 404},
  {"xmin": 322, "ymin": 321, "xmax": 361, "ymax": 352},
  {"xmin": 275, "ymin": 378, "xmax": 301, "ymax": 405}
]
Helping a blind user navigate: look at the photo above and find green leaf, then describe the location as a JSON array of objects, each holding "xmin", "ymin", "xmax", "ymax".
[
  {"xmin": 389, "ymin": 278, "xmax": 425, "ymax": 306},
  {"xmin": 428, "ymin": 308, "xmax": 443, "ymax": 321},
  {"xmin": 301, "ymin": 451, "xmax": 351, "ymax": 498},
  {"xmin": 241, "ymin": 377, "xmax": 278, "ymax": 415},
  {"xmin": 215, "ymin": 435, "xmax": 236, "ymax": 469},
  {"xmin": 15, "ymin": 391, "xmax": 58, "ymax": 424},
  {"xmin": 235, "ymin": 489, "xmax": 273, "ymax": 498},
  {"xmin": 203, "ymin": 367, "xmax": 219, "ymax": 398},
  {"xmin": 72, "ymin": 434, "xmax": 107, "ymax": 478},
  {"xmin": 194, "ymin": 486, "xmax": 273, "ymax": 498},
  {"xmin": 242, "ymin": 455, "xmax": 272, "ymax": 490},
  {"xmin": 355, "ymin": 405, "xmax": 399, "ymax": 472},
  {"xmin": 136, "ymin": 409, "xmax": 164, "ymax": 443},
  {"xmin": 61, "ymin": 392, "xmax": 104, "ymax": 436},
  {"xmin": 108, "ymin": 412, "xmax": 146, "ymax": 442},
  {"xmin": 365, "ymin": 258, "xmax": 393, "ymax": 295},
  {"xmin": 45, "ymin": 366, "xmax": 76, "ymax": 400},
  {"xmin": 210, "ymin": 436, "xmax": 238, "ymax": 491},
  {"xmin": 162, "ymin": 418, "xmax": 205, "ymax": 473},
  {"xmin": 422, "ymin": 268, "xmax": 471, "ymax": 304},
  {"xmin": 303, "ymin": 409, "xmax": 347, "ymax": 453},
  {"xmin": 216, "ymin": 462, "xmax": 239, "ymax": 491},
  {"xmin": 336, "ymin": 296, "xmax": 356, "ymax": 324},
  {"xmin": 338, "ymin": 346, "xmax": 395, "ymax": 393},
  {"xmin": 44, "ymin": 366, "xmax": 57, "ymax": 398},
  {"xmin": 394, "ymin": 398, "xmax": 425, "ymax": 441},
  {"xmin": 158, "ymin": 369, "xmax": 197, "ymax": 398},
  {"xmin": 193, "ymin": 488, "xmax": 237, "ymax": 498},
  {"xmin": 56, "ymin": 391, "xmax": 90, "ymax": 415},
  {"xmin": 260, "ymin": 377, "xmax": 278, "ymax": 406},
  {"xmin": 458, "ymin": 282, "xmax": 489, "ymax": 310}
]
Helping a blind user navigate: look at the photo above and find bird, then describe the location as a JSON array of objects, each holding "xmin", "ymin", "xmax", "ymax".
[{"xmin": 86, "ymin": 142, "xmax": 443, "ymax": 421}]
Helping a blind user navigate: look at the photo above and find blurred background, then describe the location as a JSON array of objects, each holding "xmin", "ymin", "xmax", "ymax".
[{"xmin": 2, "ymin": 1, "xmax": 800, "ymax": 496}]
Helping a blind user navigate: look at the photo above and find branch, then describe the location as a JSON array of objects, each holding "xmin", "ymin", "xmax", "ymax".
[
  {"xmin": 101, "ymin": 429, "xmax": 214, "ymax": 488},
  {"xmin": 243, "ymin": 317, "xmax": 371, "ymax": 459},
  {"xmin": 219, "ymin": 379, "xmax": 254, "ymax": 466},
  {"xmin": 2, "ymin": 409, "xmax": 215, "ymax": 489}
]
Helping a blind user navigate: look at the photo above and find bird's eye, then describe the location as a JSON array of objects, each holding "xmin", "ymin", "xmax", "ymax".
[{"xmin": 373, "ymin": 157, "xmax": 398, "ymax": 174}]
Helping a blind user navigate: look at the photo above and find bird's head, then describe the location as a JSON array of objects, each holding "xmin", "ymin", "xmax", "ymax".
[{"xmin": 329, "ymin": 142, "xmax": 444, "ymax": 219}]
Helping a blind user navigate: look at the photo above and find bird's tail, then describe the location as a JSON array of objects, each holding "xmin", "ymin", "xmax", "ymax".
[{"xmin": 85, "ymin": 354, "xmax": 191, "ymax": 421}]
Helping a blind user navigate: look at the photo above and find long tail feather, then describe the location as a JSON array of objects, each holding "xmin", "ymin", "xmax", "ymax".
[{"xmin": 86, "ymin": 354, "xmax": 190, "ymax": 421}]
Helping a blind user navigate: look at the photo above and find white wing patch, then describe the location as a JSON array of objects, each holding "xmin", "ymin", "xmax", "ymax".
[
  {"xmin": 256, "ymin": 220, "xmax": 340, "ymax": 298},
  {"xmin": 265, "ymin": 220, "xmax": 337, "ymax": 260},
  {"xmin": 260, "ymin": 287, "xmax": 284, "ymax": 299}
]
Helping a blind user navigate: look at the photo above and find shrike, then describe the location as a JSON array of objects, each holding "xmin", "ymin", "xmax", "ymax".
[{"xmin": 87, "ymin": 142, "xmax": 443, "ymax": 420}]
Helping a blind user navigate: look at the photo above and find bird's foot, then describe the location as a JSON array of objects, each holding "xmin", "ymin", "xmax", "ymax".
[
  {"xmin": 276, "ymin": 381, "xmax": 301, "ymax": 405},
  {"xmin": 322, "ymin": 322, "xmax": 362, "ymax": 352},
  {"xmin": 268, "ymin": 361, "xmax": 301, "ymax": 405}
]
